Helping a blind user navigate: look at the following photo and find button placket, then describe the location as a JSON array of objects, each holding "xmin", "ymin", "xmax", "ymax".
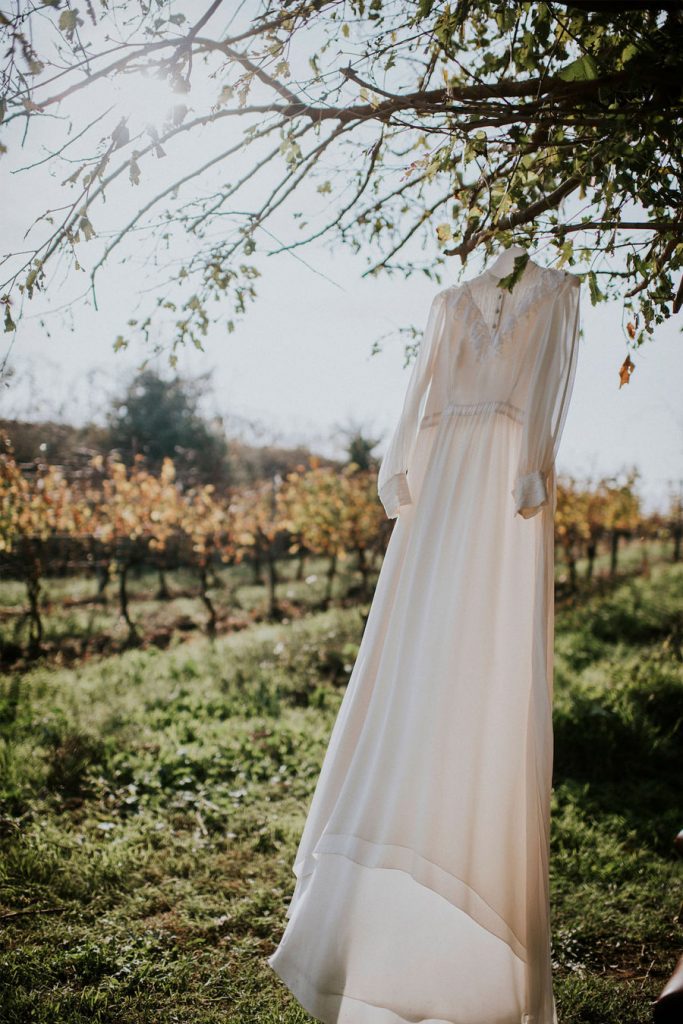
[{"xmin": 493, "ymin": 288, "xmax": 504, "ymax": 332}]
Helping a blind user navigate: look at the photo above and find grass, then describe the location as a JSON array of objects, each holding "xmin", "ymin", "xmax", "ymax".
[{"xmin": 0, "ymin": 563, "xmax": 681, "ymax": 1023}]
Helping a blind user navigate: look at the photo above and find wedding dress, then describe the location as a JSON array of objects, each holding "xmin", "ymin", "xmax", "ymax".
[{"xmin": 267, "ymin": 245, "xmax": 582, "ymax": 1024}]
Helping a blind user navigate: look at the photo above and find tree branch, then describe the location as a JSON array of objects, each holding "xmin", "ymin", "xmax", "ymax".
[{"xmin": 445, "ymin": 176, "xmax": 584, "ymax": 260}]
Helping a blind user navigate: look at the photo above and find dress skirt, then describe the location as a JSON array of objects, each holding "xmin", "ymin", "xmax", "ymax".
[{"xmin": 268, "ymin": 401, "xmax": 558, "ymax": 1024}]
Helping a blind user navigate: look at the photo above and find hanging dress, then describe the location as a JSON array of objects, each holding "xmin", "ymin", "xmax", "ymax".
[{"xmin": 267, "ymin": 253, "xmax": 582, "ymax": 1024}]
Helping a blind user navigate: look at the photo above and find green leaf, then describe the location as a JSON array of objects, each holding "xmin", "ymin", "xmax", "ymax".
[
  {"xmin": 556, "ymin": 239, "xmax": 574, "ymax": 268},
  {"xmin": 59, "ymin": 9, "xmax": 78, "ymax": 33},
  {"xmin": 497, "ymin": 253, "xmax": 530, "ymax": 294},
  {"xmin": 558, "ymin": 54, "xmax": 599, "ymax": 82},
  {"xmin": 79, "ymin": 215, "xmax": 95, "ymax": 241},
  {"xmin": 129, "ymin": 156, "xmax": 141, "ymax": 186},
  {"xmin": 587, "ymin": 270, "xmax": 605, "ymax": 306},
  {"xmin": 620, "ymin": 43, "xmax": 638, "ymax": 65}
]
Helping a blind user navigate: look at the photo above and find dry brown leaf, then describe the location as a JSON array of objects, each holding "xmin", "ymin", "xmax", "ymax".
[{"xmin": 618, "ymin": 354, "xmax": 635, "ymax": 389}]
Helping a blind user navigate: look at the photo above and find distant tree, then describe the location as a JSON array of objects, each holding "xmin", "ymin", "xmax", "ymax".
[
  {"xmin": 231, "ymin": 476, "xmax": 288, "ymax": 620},
  {"xmin": 583, "ymin": 480, "xmax": 609, "ymax": 582},
  {"xmin": 90, "ymin": 453, "xmax": 180, "ymax": 644},
  {"xmin": 279, "ymin": 459, "xmax": 350, "ymax": 609},
  {"xmin": 338, "ymin": 466, "xmax": 387, "ymax": 599},
  {"xmin": 602, "ymin": 467, "xmax": 641, "ymax": 576},
  {"xmin": 0, "ymin": 441, "xmax": 85, "ymax": 652},
  {"xmin": 664, "ymin": 481, "xmax": 682, "ymax": 563},
  {"xmin": 555, "ymin": 475, "xmax": 590, "ymax": 593},
  {"xmin": 230, "ymin": 439, "xmax": 340, "ymax": 486},
  {"xmin": 340, "ymin": 424, "xmax": 382, "ymax": 472},
  {"xmin": 178, "ymin": 480, "xmax": 235, "ymax": 636},
  {"xmin": 105, "ymin": 369, "xmax": 230, "ymax": 486},
  {"xmin": 0, "ymin": 419, "xmax": 111, "ymax": 469}
]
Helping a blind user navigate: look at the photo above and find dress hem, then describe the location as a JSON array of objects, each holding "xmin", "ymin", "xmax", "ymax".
[
  {"xmin": 287, "ymin": 834, "xmax": 528, "ymax": 964},
  {"xmin": 268, "ymin": 947, "xmax": 540, "ymax": 1024}
]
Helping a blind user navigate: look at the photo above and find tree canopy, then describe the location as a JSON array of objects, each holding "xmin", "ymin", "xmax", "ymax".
[
  {"xmin": 106, "ymin": 368, "xmax": 231, "ymax": 484},
  {"xmin": 1, "ymin": 1, "xmax": 681, "ymax": 359}
]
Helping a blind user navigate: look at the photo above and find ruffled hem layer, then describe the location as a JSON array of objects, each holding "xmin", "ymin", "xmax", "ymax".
[
  {"xmin": 268, "ymin": 947, "xmax": 542, "ymax": 1024},
  {"xmin": 287, "ymin": 831, "xmax": 527, "ymax": 964},
  {"xmin": 268, "ymin": 844, "xmax": 553, "ymax": 1024}
]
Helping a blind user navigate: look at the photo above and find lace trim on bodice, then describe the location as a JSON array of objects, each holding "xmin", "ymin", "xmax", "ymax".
[
  {"xmin": 449, "ymin": 264, "xmax": 571, "ymax": 362},
  {"xmin": 420, "ymin": 399, "xmax": 524, "ymax": 429}
]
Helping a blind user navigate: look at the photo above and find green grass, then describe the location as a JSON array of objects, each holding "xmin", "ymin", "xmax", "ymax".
[{"xmin": 0, "ymin": 564, "xmax": 682, "ymax": 1023}]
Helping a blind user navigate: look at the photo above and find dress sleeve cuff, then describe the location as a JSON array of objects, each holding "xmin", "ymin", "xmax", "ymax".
[
  {"xmin": 512, "ymin": 470, "xmax": 548, "ymax": 519},
  {"xmin": 378, "ymin": 471, "xmax": 413, "ymax": 520}
]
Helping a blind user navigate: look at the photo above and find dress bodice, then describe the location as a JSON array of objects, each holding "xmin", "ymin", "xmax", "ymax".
[
  {"xmin": 377, "ymin": 255, "xmax": 582, "ymax": 521},
  {"xmin": 424, "ymin": 261, "xmax": 579, "ymax": 419}
]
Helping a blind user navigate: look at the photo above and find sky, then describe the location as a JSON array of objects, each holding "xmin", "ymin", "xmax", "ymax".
[{"xmin": 1, "ymin": 4, "xmax": 681, "ymax": 514}]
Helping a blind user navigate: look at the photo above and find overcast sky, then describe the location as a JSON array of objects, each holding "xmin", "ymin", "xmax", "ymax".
[{"xmin": 1, "ymin": 5, "xmax": 681, "ymax": 513}]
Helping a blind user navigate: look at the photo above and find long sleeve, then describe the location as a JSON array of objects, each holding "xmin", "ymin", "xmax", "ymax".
[
  {"xmin": 377, "ymin": 290, "xmax": 449, "ymax": 519},
  {"xmin": 512, "ymin": 274, "xmax": 581, "ymax": 519}
]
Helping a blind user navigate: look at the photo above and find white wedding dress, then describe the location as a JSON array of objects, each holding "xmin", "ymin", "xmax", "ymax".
[{"xmin": 268, "ymin": 246, "xmax": 582, "ymax": 1024}]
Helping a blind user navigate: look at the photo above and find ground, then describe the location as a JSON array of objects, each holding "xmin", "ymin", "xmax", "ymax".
[{"xmin": 0, "ymin": 559, "xmax": 681, "ymax": 1023}]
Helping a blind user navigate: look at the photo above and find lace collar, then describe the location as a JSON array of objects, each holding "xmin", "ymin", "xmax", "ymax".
[{"xmin": 451, "ymin": 262, "xmax": 564, "ymax": 362}]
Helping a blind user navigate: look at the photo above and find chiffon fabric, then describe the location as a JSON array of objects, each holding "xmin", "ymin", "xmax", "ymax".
[{"xmin": 268, "ymin": 254, "xmax": 582, "ymax": 1024}]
